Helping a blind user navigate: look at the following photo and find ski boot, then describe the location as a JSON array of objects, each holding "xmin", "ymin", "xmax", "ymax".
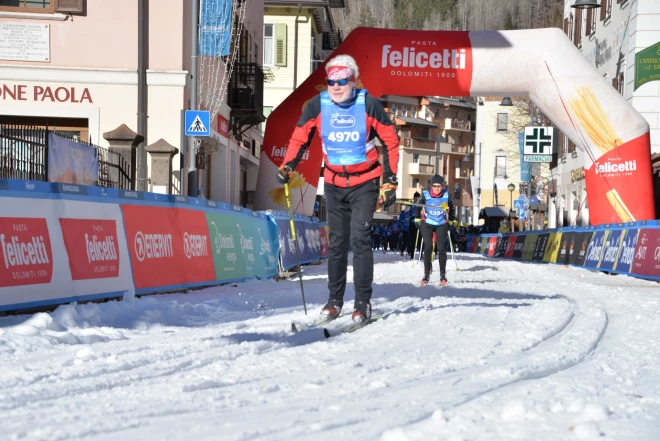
[
  {"xmin": 352, "ymin": 300, "xmax": 372, "ymax": 323},
  {"xmin": 420, "ymin": 269, "xmax": 431, "ymax": 286},
  {"xmin": 321, "ymin": 298, "xmax": 343, "ymax": 318},
  {"xmin": 440, "ymin": 271, "xmax": 448, "ymax": 287}
]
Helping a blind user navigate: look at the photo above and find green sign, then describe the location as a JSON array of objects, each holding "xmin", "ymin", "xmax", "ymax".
[
  {"xmin": 635, "ymin": 41, "xmax": 660, "ymax": 91},
  {"xmin": 204, "ymin": 212, "xmax": 279, "ymax": 282},
  {"xmin": 523, "ymin": 154, "xmax": 552, "ymax": 163}
]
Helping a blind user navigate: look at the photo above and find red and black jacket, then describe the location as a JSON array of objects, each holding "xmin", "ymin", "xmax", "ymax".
[{"xmin": 282, "ymin": 91, "xmax": 400, "ymax": 188}]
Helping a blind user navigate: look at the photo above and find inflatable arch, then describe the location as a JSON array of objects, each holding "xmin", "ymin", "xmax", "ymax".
[{"xmin": 254, "ymin": 27, "xmax": 655, "ymax": 226}]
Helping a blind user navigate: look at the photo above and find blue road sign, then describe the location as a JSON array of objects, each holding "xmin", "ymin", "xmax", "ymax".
[
  {"xmin": 518, "ymin": 207, "xmax": 526, "ymax": 220},
  {"xmin": 531, "ymin": 195, "xmax": 539, "ymax": 205},
  {"xmin": 514, "ymin": 199, "xmax": 523, "ymax": 209},
  {"xmin": 185, "ymin": 110, "xmax": 211, "ymax": 137}
]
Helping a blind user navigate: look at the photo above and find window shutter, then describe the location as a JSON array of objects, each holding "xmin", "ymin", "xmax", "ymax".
[
  {"xmin": 55, "ymin": 0, "xmax": 84, "ymax": 14},
  {"xmin": 274, "ymin": 23, "xmax": 287, "ymax": 67},
  {"xmin": 600, "ymin": 0, "xmax": 607, "ymax": 20}
]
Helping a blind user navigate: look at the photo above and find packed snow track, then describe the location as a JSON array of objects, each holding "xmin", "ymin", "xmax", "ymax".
[{"xmin": 1, "ymin": 252, "xmax": 659, "ymax": 441}]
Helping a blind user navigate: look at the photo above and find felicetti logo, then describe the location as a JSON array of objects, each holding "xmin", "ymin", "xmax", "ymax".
[
  {"xmin": 59, "ymin": 218, "xmax": 120, "ymax": 280},
  {"xmin": 0, "ymin": 218, "xmax": 53, "ymax": 288},
  {"xmin": 134, "ymin": 231, "xmax": 174, "ymax": 262},
  {"xmin": 382, "ymin": 41, "xmax": 468, "ymax": 78},
  {"xmin": 330, "ymin": 114, "xmax": 355, "ymax": 129},
  {"xmin": 593, "ymin": 159, "xmax": 637, "ymax": 177}
]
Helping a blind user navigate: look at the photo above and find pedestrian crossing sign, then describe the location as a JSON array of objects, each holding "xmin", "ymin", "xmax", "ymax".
[{"xmin": 185, "ymin": 110, "xmax": 211, "ymax": 137}]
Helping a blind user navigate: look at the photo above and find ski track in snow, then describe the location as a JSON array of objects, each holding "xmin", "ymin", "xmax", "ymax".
[{"xmin": 0, "ymin": 253, "xmax": 658, "ymax": 441}]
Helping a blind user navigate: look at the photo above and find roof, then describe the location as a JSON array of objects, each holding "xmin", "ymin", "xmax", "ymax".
[
  {"xmin": 479, "ymin": 206, "xmax": 509, "ymax": 219},
  {"xmin": 396, "ymin": 116, "xmax": 437, "ymax": 128},
  {"xmin": 424, "ymin": 96, "xmax": 476, "ymax": 110}
]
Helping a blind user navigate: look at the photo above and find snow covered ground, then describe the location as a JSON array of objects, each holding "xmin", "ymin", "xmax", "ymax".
[{"xmin": 1, "ymin": 252, "xmax": 659, "ymax": 441}]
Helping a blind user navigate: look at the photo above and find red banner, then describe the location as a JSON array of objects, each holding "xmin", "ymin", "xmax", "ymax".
[
  {"xmin": 585, "ymin": 134, "xmax": 655, "ymax": 225},
  {"xmin": 121, "ymin": 205, "xmax": 215, "ymax": 290},
  {"xmin": 631, "ymin": 228, "xmax": 660, "ymax": 278},
  {"xmin": 59, "ymin": 218, "xmax": 120, "ymax": 280},
  {"xmin": 504, "ymin": 235, "xmax": 517, "ymax": 258},
  {"xmin": 0, "ymin": 217, "xmax": 53, "ymax": 288},
  {"xmin": 487, "ymin": 236, "xmax": 498, "ymax": 257}
]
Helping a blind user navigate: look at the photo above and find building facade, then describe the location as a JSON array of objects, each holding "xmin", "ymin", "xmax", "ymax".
[
  {"xmin": 553, "ymin": 0, "xmax": 660, "ymax": 227},
  {"xmin": 0, "ymin": 0, "xmax": 265, "ymax": 206}
]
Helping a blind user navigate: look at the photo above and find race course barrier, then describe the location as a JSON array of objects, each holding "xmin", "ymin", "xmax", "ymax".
[
  {"xmin": 466, "ymin": 221, "xmax": 660, "ymax": 281},
  {"xmin": 0, "ymin": 179, "xmax": 327, "ymax": 313}
]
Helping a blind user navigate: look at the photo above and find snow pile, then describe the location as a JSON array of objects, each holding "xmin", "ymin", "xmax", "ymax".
[{"xmin": 0, "ymin": 252, "xmax": 659, "ymax": 441}]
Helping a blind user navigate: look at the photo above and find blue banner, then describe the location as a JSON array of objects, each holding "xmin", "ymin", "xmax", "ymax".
[
  {"xmin": 518, "ymin": 132, "xmax": 531, "ymax": 182},
  {"xmin": 613, "ymin": 228, "xmax": 638, "ymax": 274},
  {"xmin": 271, "ymin": 211, "xmax": 321, "ymax": 270},
  {"xmin": 584, "ymin": 229, "xmax": 607, "ymax": 270},
  {"xmin": 199, "ymin": 0, "xmax": 233, "ymax": 57},
  {"xmin": 48, "ymin": 133, "xmax": 99, "ymax": 186},
  {"xmin": 597, "ymin": 228, "xmax": 624, "ymax": 272}
]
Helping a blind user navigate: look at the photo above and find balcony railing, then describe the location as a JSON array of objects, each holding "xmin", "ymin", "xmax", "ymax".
[
  {"xmin": 408, "ymin": 163, "xmax": 434, "ymax": 175},
  {"xmin": 228, "ymin": 62, "xmax": 265, "ymax": 136},
  {"xmin": 451, "ymin": 144, "xmax": 474, "ymax": 154},
  {"xmin": 433, "ymin": 117, "xmax": 472, "ymax": 131},
  {"xmin": 402, "ymin": 137, "xmax": 435, "ymax": 151}
]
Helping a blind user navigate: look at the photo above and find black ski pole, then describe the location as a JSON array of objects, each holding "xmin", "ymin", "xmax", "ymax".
[{"xmin": 284, "ymin": 182, "xmax": 307, "ymax": 315}]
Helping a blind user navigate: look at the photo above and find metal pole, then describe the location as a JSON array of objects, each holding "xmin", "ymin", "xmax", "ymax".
[
  {"xmin": 137, "ymin": 0, "xmax": 148, "ymax": 192},
  {"xmin": 293, "ymin": 4, "xmax": 302, "ymax": 89},
  {"xmin": 285, "ymin": 182, "xmax": 308, "ymax": 315},
  {"xmin": 187, "ymin": 0, "xmax": 199, "ymax": 197}
]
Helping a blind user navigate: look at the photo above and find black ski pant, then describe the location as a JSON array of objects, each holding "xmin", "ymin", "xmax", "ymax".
[
  {"xmin": 399, "ymin": 231, "xmax": 409, "ymax": 254},
  {"xmin": 408, "ymin": 221, "xmax": 418, "ymax": 256},
  {"xmin": 325, "ymin": 179, "xmax": 379, "ymax": 304},
  {"xmin": 420, "ymin": 221, "xmax": 449, "ymax": 274}
]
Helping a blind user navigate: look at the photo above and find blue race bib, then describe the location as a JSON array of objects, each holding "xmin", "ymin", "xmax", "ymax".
[{"xmin": 320, "ymin": 89, "xmax": 368, "ymax": 166}]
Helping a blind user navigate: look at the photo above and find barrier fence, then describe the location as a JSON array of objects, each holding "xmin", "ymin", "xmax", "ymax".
[
  {"xmin": 466, "ymin": 222, "xmax": 659, "ymax": 281},
  {"xmin": 0, "ymin": 179, "xmax": 328, "ymax": 312}
]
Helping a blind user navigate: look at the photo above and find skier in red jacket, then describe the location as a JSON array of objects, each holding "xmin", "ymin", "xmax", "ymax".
[{"xmin": 276, "ymin": 54, "xmax": 400, "ymax": 323}]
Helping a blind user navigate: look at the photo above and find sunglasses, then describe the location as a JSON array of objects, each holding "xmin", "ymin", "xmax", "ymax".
[
  {"xmin": 432, "ymin": 184, "xmax": 443, "ymax": 188},
  {"xmin": 326, "ymin": 78, "xmax": 351, "ymax": 86}
]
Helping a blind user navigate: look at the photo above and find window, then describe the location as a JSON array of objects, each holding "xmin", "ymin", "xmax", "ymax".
[
  {"xmin": 264, "ymin": 24, "xmax": 274, "ymax": 65},
  {"xmin": 412, "ymin": 178, "xmax": 420, "ymax": 188},
  {"xmin": 391, "ymin": 103, "xmax": 397, "ymax": 114},
  {"xmin": 574, "ymin": 8, "xmax": 582, "ymax": 47},
  {"xmin": 586, "ymin": 8, "xmax": 596, "ymax": 36},
  {"xmin": 495, "ymin": 156, "xmax": 506, "ymax": 178},
  {"xmin": 455, "ymin": 159, "xmax": 461, "ymax": 178},
  {"xmin": 0, "ymin": 0, "xmax": 55, "ymax": 12},
  {"xmin": 402, "ymin": 106, "xmax": 408, "ymax": 117},
  {"xmin": 496, "ymin": 113, "xmax": 508, "ymax": 131},
  {"xmin": 412, "ymin": 154, "xmax": 419, "ymax": 163},
  {"xmin": 600, "ymin": 0, "xmax": 612, "ymax": 21},
  {"xmin": 612, "ymin": 72, "xmax": 624, "ymax": 96},
  {"xmin": 262, "ymin": 106, "xmax": 273, "ymax": 131},
  {"xmin": 412, "ymin": 107, "xmax": 417, "ymax": 118}
]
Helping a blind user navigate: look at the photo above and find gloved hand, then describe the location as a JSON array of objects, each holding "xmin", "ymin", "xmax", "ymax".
[
  {"xmin": 379, "ymin": 183, "xmax": 397, "ymax": 208},
  {"xmin": 276, "ymin": 164, "xmax": 293, "ymax": 184}
]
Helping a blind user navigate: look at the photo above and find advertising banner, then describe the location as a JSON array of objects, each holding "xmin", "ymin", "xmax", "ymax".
[
  {"xmin": 613, "ymin": 228, "xmax": 638, "ymax": 274},
  {"xmin": 487, "ymin": 236, "xmax": 498, "ymax": 257},
  {"xmin": 513, "ymin": 235, "xmax": 526, "ymax": 259},
  {"xmin": 556, "ymin": 232, "xmax": 574, "ymax": 265},
  {"xmin": 0, "ymin": 217, "xmax": 53, "ymax": 288},
  {"xmin": 47, "ymin": 133, "xmax": 99, "ymax": 186},
  {"xmin": 504, "ymin": 235, "xmax": 517, "ymax": 258},
  {"xmin": 59, "ymin": 218, "xmax": 120, "ymax": 280},
  {"xmin": 541, "ymin": 232, "xmax": 560, "ymax": 263},
  {"xmin": 631, "ymin": 227, "xmax": 660, "ymax": 279},
  {"xmin": 199, "ymin": 0, "xmax": 233, "ymax": 57},
  {"xmin": 533, "ymin": 233, "xmax": 550, "ymax": 261},
  {"xmin": 584, "ymin": 229, "xmax": 608, "ymax": 270},
  {"xmin": 570, "ymin": 231, "xmax": 594, "ymax": 267},
  {"xmin": 522, "ymin": 235, "xmax": 538, "ymax": 261},
  {"xmin": 121, "ymin": 205, "xmax": 216, "ymax": 291},
  {"xmin": 495, "ymin": 236, "xmax": 507, "ymax": 257},
  {"xmin": 205, "ymin": 212, "xmax": 248, "ymax": 282},
  {"xmin": 597, "ymin": 228, "xmax": 625, "ymax": 272}
]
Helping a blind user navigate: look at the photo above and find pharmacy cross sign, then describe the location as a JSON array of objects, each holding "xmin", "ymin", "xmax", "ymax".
[{"xmin": 523, "ymin": 126, "xmax": 553, "ymax": 163}]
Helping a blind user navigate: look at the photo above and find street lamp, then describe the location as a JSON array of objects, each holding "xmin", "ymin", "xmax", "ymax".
[
  {"xmin": 571, "ymin": 0, "xmax": 601, "ymax": 9},
  {"xmin": 507, "ymin": 183, "xmax": 515, "ymax": 208}
]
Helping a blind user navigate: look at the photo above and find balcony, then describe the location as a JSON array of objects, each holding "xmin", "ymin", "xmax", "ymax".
[
  {"xmin": 433, "ymin": 117, "xmax": 472, "ymax": 131},
  {"xmin": 402, "ymin": 137, "xmax": 435, "ymax": 151},
  {"xmin": 228, "ymin": 62, "xmax": 265, "ymax": 137},
  {"xmin": 408, "ymin": 163, "xmax": 434, "ymax": 176},
  {"xmin": 439, "ymin": 142, "xmax": 474, "ymax": 155}
]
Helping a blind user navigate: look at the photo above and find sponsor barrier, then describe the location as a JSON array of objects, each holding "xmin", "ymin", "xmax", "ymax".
[
  {"xmin": 2, "ymin": 178, "xmax": 324, "ymax": 312},
  {"xmin": 466, "ymin": 220, "xmax": 660, "ymax": 281}
]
